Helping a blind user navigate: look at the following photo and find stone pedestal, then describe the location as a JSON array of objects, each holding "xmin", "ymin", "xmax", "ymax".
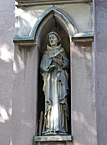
[{"xmin": 34, "ymin": 135, "xmax": 73, "ymax": 145}]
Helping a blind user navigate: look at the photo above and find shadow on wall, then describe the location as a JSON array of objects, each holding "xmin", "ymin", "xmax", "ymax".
[
  {"xmin": 0, "ymin": 43, "xmax": 13, "ymax": 123},
  {"xmin": 70, "ymin": 42, "xmax": 97, "ymax": 145},
  {"xmin": 72, "ymin": 111, "xmax": 97, "ymax": 145},
  {"xmin": 13, "ymin": 43, "xmax": 96, "ymax": 145},
  {"xmin": 12, "ymin": 45, "xmax": 38, "ymax": 145},
  {"xmin": 0, "ymin": 43, "xmax": 13, "ymax": 145},
  {"xmin": 0, "ymin": 41, "xmax": 97, "ymax": 145}
]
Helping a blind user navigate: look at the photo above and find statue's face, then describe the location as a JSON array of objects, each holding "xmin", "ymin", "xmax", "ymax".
[{"xmin": 49, "ymin": 34, "xmax": 58, "ymax": 47}]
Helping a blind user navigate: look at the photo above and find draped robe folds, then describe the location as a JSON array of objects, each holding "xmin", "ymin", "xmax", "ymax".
[{"xmin": 40, "ymin": 44, "xmax": 69, "ymax": 135}]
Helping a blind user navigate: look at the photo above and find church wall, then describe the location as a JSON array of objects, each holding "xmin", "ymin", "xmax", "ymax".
[
  {"xmin": 0, "ymin": 1, "xmax": 101, "ymax": 145},
  {"xmin": 95, "ymin": 1, "xmax": 107, "ymax": 145},
  {"xmin": 54, "ymin": 3, "xmax": 93, "ymax": 32},
  {"xmin": 13, "ymin": 2, "xmax": 97, "ymax": 145},
  {"xmin": 0, "ymin": 0, "xmax": 15, "ymax": 145},
  {"xmin": 15, "ymin": 3, "xmax": 93, "ymax": 38},
  {"xmin": 13, "ymin": 45, "xmax": 39, "ymax": 145},
  {"xmin": 71, "ymin": 42, "xmax": 97, "ymax": 145}
]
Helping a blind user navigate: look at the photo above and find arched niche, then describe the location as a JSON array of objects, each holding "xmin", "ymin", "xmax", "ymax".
[
  {"xmin": 35, "ymin": 7, "xmax": 77, "ymax": 136},
  {"xmin": 34, "ymin": 7, "xmax": 78, "ymax": 49}
]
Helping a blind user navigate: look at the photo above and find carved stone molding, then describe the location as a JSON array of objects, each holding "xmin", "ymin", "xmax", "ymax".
[
  {"xmin": 16, "ymin": 0, "xmax": 92, "ymax": 6},
  {"xmin": 14, "ymin": 7, "xmax": 77, "ymax": 43}
]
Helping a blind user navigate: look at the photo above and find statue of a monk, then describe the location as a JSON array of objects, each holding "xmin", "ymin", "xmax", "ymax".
[{"xmin": 40, "ymin": 31, "xmax": 69, "ymax": 135}]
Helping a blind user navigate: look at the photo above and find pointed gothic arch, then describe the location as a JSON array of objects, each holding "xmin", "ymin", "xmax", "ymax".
[
  {"xmin": 36, "ymin": 7, "xmax": 77, "ymax": 136},
  {"xmin": 32, "ymin": 7, "xmax": 78, "ymax": 47}
]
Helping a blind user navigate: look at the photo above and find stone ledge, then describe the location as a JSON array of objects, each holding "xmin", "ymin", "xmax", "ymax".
[
  {"xmin": 72, "ymin": 31, "xmax": 94, "ymax": 42},
  {"xmin": 16, "ymin": 0, "xmax": 92, "ymax": 7},
  {"xmin": 34, "ymin": 135, "xmax": 73, "ymax": 142}
]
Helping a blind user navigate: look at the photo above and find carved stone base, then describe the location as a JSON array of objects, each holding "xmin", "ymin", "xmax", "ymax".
[{"xmin": 34, "ymin": 135, "xmax": 73, "ymax": 145}]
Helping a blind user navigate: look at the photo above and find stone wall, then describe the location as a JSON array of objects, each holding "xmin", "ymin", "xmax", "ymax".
[
  {"xmin": 0, "ymin": 0, "xmax": 15, "ymax": 145},
  {"xmin": 13, "ymin": 2, "xmax": 97, "ymax": 145},
  {"xmin": 95, "ymin": 0, "xmax": 107, "ymax": 145},
  {"xmin": 13, "ymin": 45, "xmax": 38, "ymax": 145},
  {"xmin": 1, "ymin": 0, "xmax": 105, "ymax": 145}
]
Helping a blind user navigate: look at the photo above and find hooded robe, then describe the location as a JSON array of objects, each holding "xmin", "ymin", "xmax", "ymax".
[{"xmin": 40, "ymin": 44, "xmax": 69, "ymax": 135}]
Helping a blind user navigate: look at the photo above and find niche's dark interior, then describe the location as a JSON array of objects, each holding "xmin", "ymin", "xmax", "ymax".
[{"xmin": 37, "ymin": 14, "xmax": 71, "ymax": 135}]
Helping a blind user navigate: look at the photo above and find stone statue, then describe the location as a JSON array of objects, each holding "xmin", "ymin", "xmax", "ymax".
[{"xmin": 40, "ymin": 32, "xmax": 69, "ymax": 135}]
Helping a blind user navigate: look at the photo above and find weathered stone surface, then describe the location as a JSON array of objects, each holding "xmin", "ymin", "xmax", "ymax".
[
  {"xmin": 0, "ymin": 1, "xmax": 98, "ymax": 145},
  {"xmin": 13, "ymin": 45, "xmax": 39, "ymax": 145},
  {"xmin": 95, "ymin": 53, "xmax": 107, "ymax": 145},
  {"xmin": 15, "ymin": 3, "xmax": 93, "ymax": 38},
  {"xmin": 97, "ymin": 0, "xmax": 107, "ymax": 9},
  {"xmin": 16, "ymin": 0, "xmax": 92, "ymax": 5},
  {"xmin": 35, "ymin": 135, "xmax": 72, "ymax": 142},
  {"xmin": 95, "ymin": 0, "xmax": 107, "ymax": 145},
  {"xmin": 71, "ymin": 43, "xmax": 97, "ymax": 145},
  {"xmin": 0, "ymin": 0, "xmax": 14, "ymax": 145}
]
